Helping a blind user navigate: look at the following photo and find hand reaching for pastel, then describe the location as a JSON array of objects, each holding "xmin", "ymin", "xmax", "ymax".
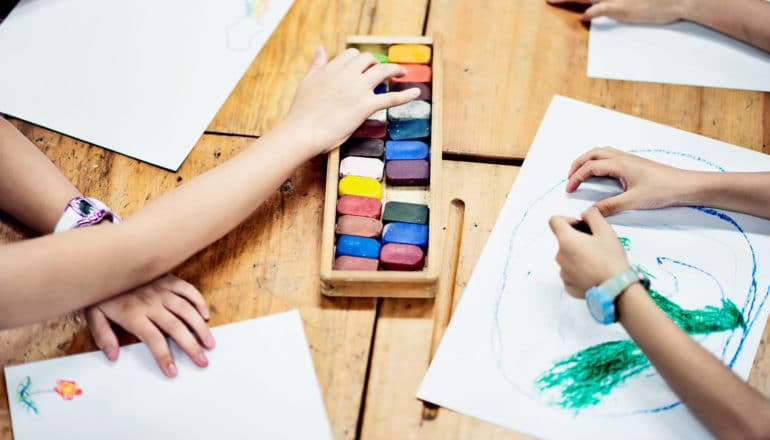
[{"xmin": 85, "ymin": 274, "xmax": 215, "ymax": 378}]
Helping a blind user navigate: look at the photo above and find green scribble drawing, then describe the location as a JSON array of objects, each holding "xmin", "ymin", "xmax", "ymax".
[
  {"xmin": 618, "ymin": 236, "xmax": 632, "ymax": 252},
  {"xmin": 535, "ymin": 289, "xmax": 745, "ymax": 411}
]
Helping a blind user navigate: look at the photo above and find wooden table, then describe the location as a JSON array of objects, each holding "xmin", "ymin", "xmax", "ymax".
[{"xmin": 1, "ymin": 1, "xmax": 768, "ymax": 439}]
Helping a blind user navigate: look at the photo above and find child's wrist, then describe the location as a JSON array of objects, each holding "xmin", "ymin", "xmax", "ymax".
[{"xmin": 265, "ymin": 118, "xmax": 322, "ymax": 159}]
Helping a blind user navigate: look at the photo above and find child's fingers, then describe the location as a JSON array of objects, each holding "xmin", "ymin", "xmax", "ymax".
[
  {"xmin": 327, "ymin": 47, "xmax": 360, "ymax": 69},
  {"xmin": 150, "ymin": 310, "xmax": 209, "ymax": 369},
  {"xmin": 565, "ymin": 158, "xmax": 621, "ymax": 192},
  {"xmin": 547, "ymin": 0, "xmax": 594, "ymax": 4},
  {"xmin": 372, "ymin": 88, "xmax": 421, "ymax": 112},
  {"xmin": 568, "ymin": 147, "xmax": 619, "ymax": 179},
  {"xmin": 348, "ymin": 52, "xmax": 380, "ymax": 74},
  {"xmin": 581, "ymin": 1, "xmax": 615, "ymax": 21},
  {"xmin": 582, "ymin": 206, "xmax": 616, "ymax": 235},
  {"xmin": 131, "ymin": 317, "xmax": 178, "ymax": 378},
  {"xmin": 163, "ymin": 294, "xmax": 215, "ymax": 350},
  {"xmin": 162, "ymin": 275, "xmax": 210, "ymax": 320},
  {"xmin": 85, "ymin": 307, "xmax": 119, "ymax": 361},
  {"xmin": 362, "ymin": 63, "xmax": 406, "ymax": 88},
  {"xmin": 310, "ymin": 46, "xmax": 327, "ymax": 71}
]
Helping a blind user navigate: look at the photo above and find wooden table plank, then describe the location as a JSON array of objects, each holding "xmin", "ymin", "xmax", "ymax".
[
  {"xmin": 207, "ymin": 0, "xmax": 368, "ymax": 137},
  {"xmin": 426, "ymin": 0, "xmax": 769, "ymax": 160},
  {"xmin": 0, "ymin": 122, "xmax": 376, "ymax": 440},
  {"xmin": 360, "ymin": 160, "xmax": 527, "ymax": 439}
]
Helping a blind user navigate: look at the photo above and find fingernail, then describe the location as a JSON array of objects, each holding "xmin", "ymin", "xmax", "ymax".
[
  {"xmin": 195, "ymin": 352, "xmax": 209, "ymax": 367},
  {"xmin": 202, "ymin": 308, "xmax": 211, "ymax": 320},
  {"xmin": 204, "ymin": 335, "xmax": 216, "ymax": 348},
  {"xmin": 167, "ymin": 362, "xmax": 178, "ymax": 378},
  {"xmin": 104, "ymin": 346, "xmax": 117, "ymax": 361}
]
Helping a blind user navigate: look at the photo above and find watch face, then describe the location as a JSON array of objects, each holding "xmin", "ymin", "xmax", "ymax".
[
  {"xmin": 76, "ymin": 199, "xmax": 95, "ymax": 215},
  {"xmin": 586, "ymin": 287, "xmax": 615, "ymax": 324}
]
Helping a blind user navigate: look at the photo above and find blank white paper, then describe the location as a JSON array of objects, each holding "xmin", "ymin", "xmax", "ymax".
[
  {"xmin": 0, "ymin": 0, "xmax": 294, "ymax": 170},
  {"xmin": 417, "ymin": 95, "xmax": 770, "ymax": 439},
  {"xmin": 587, "ymin": 17, "xmax": 770, "ymax": 92},
  {"xmin": 5, "ymin": 310, "xmax": 333, "ymax": 440}
]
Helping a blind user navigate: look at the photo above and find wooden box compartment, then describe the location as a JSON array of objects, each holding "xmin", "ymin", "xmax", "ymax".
[{"xmin": 320, "ymin": 34, "xmax": 443, "ymax": 298}]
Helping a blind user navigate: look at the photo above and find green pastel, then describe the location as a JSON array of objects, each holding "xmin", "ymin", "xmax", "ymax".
[
  {"xmin": 382, "ymin": 201, "xmax": 429, "ymax": 225},
  {"xmin": 373, "ymin": 53, "xmax": 389, "ymax": 63}
]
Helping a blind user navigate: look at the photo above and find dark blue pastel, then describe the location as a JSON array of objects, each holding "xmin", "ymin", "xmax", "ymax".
[
  {"xmin": 335, "ymin": 235, "xmax": 381, "ymax": 259},
  {"xmin": 382, "ymin": 222, "xmax": 428, "ymax": 249},
  {"xmin": 387, "ymin": 119, "xmax": 430, "ymax": 140},
  {"xmin": 374, "ymin": 83, "xmax": 387, "ymax": 94},
  {"xmin": 385, "ymin": 140, "xmax": 430, "ymax": 161}
]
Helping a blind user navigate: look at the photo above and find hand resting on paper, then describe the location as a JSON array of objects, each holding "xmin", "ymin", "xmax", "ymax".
[
  {"xmin": 546, "ymin": 0, "xmax": 770, "ymax": 53},
  {"xmin": 85, "ymin": 274, "xmax": 214, "ymax": 378},
  {"xmin": 548, "ymin": 207, "xmax": 629, "ymax": 297},
  {"xmin": 566, "ymin": 146, "xmax": 770, "ymax": 219}
]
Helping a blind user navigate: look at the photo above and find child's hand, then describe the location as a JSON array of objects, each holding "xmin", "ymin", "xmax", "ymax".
[
  {"xmin": 566, "ymin": 147, "xmax": 691, "ymax": 216},
  {"xmin": 546, "ymin": 0, "xmax": 686, "ymax": 24},
  {"xmin": 85, "ymin": 274, "xmax": 215, "ymax": 378},
  {"xmin": 282, "ymin": 46, "xmax": 421, "ymax": 155},
  {"xmin": 549, "ymin": 208, "xmax": 630, "ymax": 298}
]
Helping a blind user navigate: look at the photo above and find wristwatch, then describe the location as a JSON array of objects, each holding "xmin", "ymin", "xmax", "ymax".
[
  {"xmin": 54, "ymin": 196, "xmax": 121, "ymax": 233},
  {"xmin": 585, "ymin": 265, "xmax": 650, "ymax": 324}
]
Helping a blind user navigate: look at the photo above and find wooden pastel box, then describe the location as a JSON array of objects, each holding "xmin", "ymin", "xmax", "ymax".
[{"xmin": 320, "ymin": 35, "xmax": 443, "ymax": 298}]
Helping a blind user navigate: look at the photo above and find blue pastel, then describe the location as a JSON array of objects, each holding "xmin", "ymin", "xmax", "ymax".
[
  {"xmin": 385, "ymin": 140, "xmax": 429, "ymax": 161},
  {"xmin": 382, "ymin": 222, "xmax": 428, "ymax": 249},
  {"xmin": 374, "ymin": 83, "xmax": 387, "ymax": 94},
  {"xmin": 387, "ymin": 119, "xmax": 430, "ymax": 140},
  {"xmin": 335, "ymin": 235, "xmax": 381, "ymax": 259}
]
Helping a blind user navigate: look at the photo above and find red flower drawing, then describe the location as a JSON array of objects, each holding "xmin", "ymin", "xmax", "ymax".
[{"xmin": 53, "ymin": 380, "xmax": 82, "ymax": 400}]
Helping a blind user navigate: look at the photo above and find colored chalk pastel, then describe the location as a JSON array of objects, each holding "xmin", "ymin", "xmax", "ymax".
[
  {"xmin": 341, "ymin": 139, "xmax": 384, "ymax": 159},
  {"xmin": 339, "ymin": 175, "xmax": 383, "ymax": 199},
  {"xmin": 388, "ymin": 100, "xmax": 431, "ymax": 121},
  {"xmin": 374, "ymin": 83, "xmax": 387, "ymax": 95},
  {"xmin": 388, "ymin": 44, "xmax": 431, "ymax": 64},
  {"xmin": 373, "ymin": 53, "xmax": 389, "ymax": 63},
  {"xmin": 382, "ymin": 222, "xmax": 429, "ymax": 248},
  {"xmin": 390, "ymin": 64, "xmax": 431, "ymax": 83},
  {"xmin": 385, "ymin": 160, "xmax": 430, "ymax": 186},
  {"xmin": 389, "ymin": 82, "xmax": 431, "ymax": 100},
  {"xmin": 340, "ymin": 156, "xmax": 384, "ymax": 181},
  {"xmin": 387, "ymin": 119, "xmax": 430, "ymax": 140},
  {"xmin": 336, "ymin": 195, "xmax": 382, "ymax": 219},
  {"xmin": 352, "ymin": 120, "xmax": 387, "ymax": 139},
  {"xmin": 333, "ymin": 255, "xmax": 379, "ymax": 271},
  {"xmin": 385, "ymin": 140, "xmax": 429, "ymax": 161},
  {"xmin": 336, "ymin": 215, "xmax": 383, "ymax": 238},
  {"xmin": 383, "ymin": 187, "xmax": 429, "ymax": 205},
  {"xmin": 382, "ymin": 201, "xmax": 429, "ymax": 225},
  {"xmin": 335, "ymin": 235, "xmax": 381, "ymax": 259},
  {"xmin": 379, "ymin": 243, "xmax": 425, "ymax": 271},
  {"xmin": 368, "ymin": 109, "xmax": 387, "ymax": 123}
]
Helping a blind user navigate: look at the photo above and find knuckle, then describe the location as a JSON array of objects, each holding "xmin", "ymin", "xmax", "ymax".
[{"xmin": 344, "ymin": 47, "xmax": 359, "ymax": 56}]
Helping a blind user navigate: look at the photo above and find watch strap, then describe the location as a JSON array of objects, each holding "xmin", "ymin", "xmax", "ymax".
[
  {"xmin": 599, "ymin": 265, "xmax": 649, "ymax": 302},
  {"xmin": 54, "ymin": 197, "xmax": 121, "ymax": 233}
]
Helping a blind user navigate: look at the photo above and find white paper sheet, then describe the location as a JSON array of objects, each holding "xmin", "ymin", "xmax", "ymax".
[
  {"xmin": 0, "ymin": 0, "xmax": 294, "ymax": 170},
  {"xmin": 587, "ymin": 17, "xmax": 770, "ymax": 92},
  {"xmin": 4, "ymin": 310, "xmax": 332, "ymax": 440},
  {"xmin": 418, "ymin": 95, "xmax": 770, "ymax": 439}
]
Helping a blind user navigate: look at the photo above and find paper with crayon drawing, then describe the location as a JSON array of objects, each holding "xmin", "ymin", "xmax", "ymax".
[
  {"xmin": 418, "ymin": 95, "xmax": 770, "ymax": 439},
  {"xmin": 587, "ymin": 16, "xmax": 770, "ymax": 92},
  {"xmin": 0, "ymin": 0, "xmax": 293, "ymax": 170},
  {"xmin": 5, "ymin": 311, "xmax": 332, "ymax": 440}
]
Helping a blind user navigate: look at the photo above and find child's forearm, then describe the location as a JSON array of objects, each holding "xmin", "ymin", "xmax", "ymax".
[
  {"xmin": 682, "ymin": 0, "xmax": 770, "ymax": 53},
  {"xmin": 0, "ymin": 118, "xmax": 82, "ymax": 233},
  {"xmin": 618, "ymin": 284, "xmax": 770, "ymax": 438},
  {"xmin": 0, "ymin": 121, "xmax": 317, "ymax": 328},
  {"xmin": 677, "ymin": 171, "xmax": 770, "ymax": 219}
]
